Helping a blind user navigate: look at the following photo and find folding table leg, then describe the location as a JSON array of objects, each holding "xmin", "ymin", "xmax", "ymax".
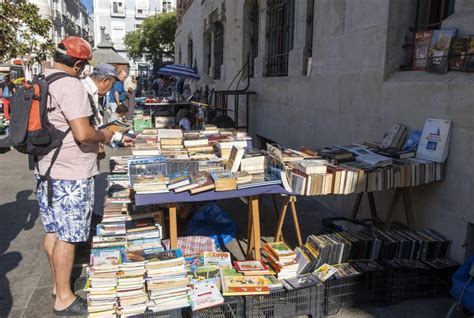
[
  {"xmin": 351, "ymin": 193, "xmax": 364, "ymax": 220},
  {"xmin": 272, "ymin": 194, "xmax": 284, "ymax": 242},
  {"xmin": 246, "ymin": 196, "xmax": 261, "ymax": 260},
  {"xmin": 274, "ymin": 196, "xmax": 290, "ymax": 242},
  {"xmin": 169, "ymin": 204, "xmax": 178, "ymax": 249},
  {"xmin": 402, "ymin": 188, "xmax": 415, "ymax": 230},
  {"xmin": 289, "ymin": 196, "xmax": 303, "ymax": 246},
  {"xmin": 384, "ymin": 189, "xmax": 402, "ymax": 230}
]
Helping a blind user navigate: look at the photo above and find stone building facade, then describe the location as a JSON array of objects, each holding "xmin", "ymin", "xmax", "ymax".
[
  {"xmin": 93, "ymin": 0, "xmax": 176, "ymax": 74},
  {"xmin": 30, "ymin": 0, "xmax": 94, "ymax": 45},
  {"xmin": 176, "ymin": 0, "xmax": 474, "ymax": 262}
]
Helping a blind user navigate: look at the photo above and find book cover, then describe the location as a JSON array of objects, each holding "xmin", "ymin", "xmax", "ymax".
[
  {"xmin": 380, "ymin": 124, "xmax": 402, "ymax": 148},
  {"xmin": 402, "ymin": 130, "xmax": 422, "ymax": 151},
  {"xmin": 416, "ymin": 118, "xmax": 451, "ymax": 163},
  {"xmin": 99, "ymin": 120, "xmax": 131, "ymax": 133},
  {"xmin": 448, "ymin": 37, "xmax": 468, "ymax": 71},
  {"xmin": 146, "ymin": 249, "xmax": 183, "ymax": 262},
  {"xmin": 126, "ymin": 218, "xmax": 156, "ymax": 233},
  {"xmin": 189, "ymin": 172, "xmax": 215, "ymax": 194},
  {"xmin": 233, "ymin": 260, "xmax": 271, "ymax": 275},
  {"xmin": 203, "ymin": 252, "xmax": 232, "ymax": 269},
  {"xmin": 412, "ymin": 30, "xmax": 433, "ymax": 70},
  {"xmin": 91, "ymin": 247, "xmax": 123, "ymax": 268},
  {"xmin": 426, "ymin": 29, "xmax": 457, "ymax": 74},
  {"xmin": 282, "ymin": 273, "xmax": 322, "ymax": 290},
  {"xmin": 225, "ymin": 146, "xmax": 245, "ymax": 172},
  {"xmin": 189, "ymin": 281, "xmax": 224, "ymax": 311},
  {"xmin": 221, "ymin": 275, "xmax": 270, "ymax": 296},
  {"xmin": 463, "ymin": 35, "xmax": 474, "ymax": 72},
  {"xmin": 313, "ymin": 263, "xmax": 338, "ymax": 282},
  {"xmin": 265, "ymin": 242, "xmax": 296, "ymax": 259}
]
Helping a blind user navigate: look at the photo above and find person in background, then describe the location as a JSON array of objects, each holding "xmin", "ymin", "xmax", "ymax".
[
  {"xmin": 0, "ymin": 75, "xmax": 16, "ymax": 120},
  {"xmin": 106, "ymin": 69, "xmax": 128, "ymax": 122},
  {"xmin": 135, "ymin": 76, "xmax": 142, "ymax": 98},
  {"xmin": 152, "ymin": 75, "xmax": 164, "ymax": 97},
  {"xmin": 125, "ymin": 86, "xmax": 136, "ymax": 121},
  {"xmin": 81, "ymin": 63, "xmax": 126, "ymax": 160},
  {"xmin": 178, "ymin": 108, "xmax": 191, "ymax": 131},
  {"xmin": 34, "ymin": 36, "xmax": 133, "ymax": 316}
]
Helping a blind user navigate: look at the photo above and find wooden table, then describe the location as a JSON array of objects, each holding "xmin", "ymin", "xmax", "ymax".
[{"xmin": 135, "ymin": 184, "xmax": 290, "ymax": 260}]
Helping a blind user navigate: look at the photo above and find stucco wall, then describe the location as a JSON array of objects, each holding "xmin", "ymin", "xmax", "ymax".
[{"xmin": 176, "ymin": 0, "xmax": 474, "ymax": 261}]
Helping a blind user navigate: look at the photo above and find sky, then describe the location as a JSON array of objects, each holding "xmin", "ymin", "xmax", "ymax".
[{"xmin": 82, "ymin": 0, "xmax": 93, "ymax": 13}]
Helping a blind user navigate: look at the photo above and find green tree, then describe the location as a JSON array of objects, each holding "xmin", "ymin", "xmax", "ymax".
[
  {"xmin": 0, "ymin": 0, "xmax": 53, "ymax": 64},
  {"xmin": 124, "ymin": 12, "xmax": 176, "ymax": 66}
]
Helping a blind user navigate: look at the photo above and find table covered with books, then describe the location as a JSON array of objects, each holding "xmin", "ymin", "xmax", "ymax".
[{"xmin": 86, "ymin": 118, "xmax": 455, "ymax": 317}]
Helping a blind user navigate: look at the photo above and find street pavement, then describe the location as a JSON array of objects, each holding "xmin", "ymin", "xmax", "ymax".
[{"xmin": 0, "ymin": 139, "xmax": 468, "ymax": 318}]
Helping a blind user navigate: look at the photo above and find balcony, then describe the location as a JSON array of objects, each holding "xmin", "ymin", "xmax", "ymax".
[
  {"xmin": 135, "ymin": 8, "xmax": 149, "ymax": 19},
  {"xmin": 110, "ymin": 3, "xmax": 126, "ymax": 18}
]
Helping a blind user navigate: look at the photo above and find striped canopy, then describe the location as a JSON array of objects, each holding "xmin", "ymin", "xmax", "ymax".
[{"xmin": 158, "ymin": 64, "xmax": 200, "ymax": 80}]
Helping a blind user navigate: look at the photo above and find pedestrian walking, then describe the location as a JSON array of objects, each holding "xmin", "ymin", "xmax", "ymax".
[
  {"xmin": 0, "ymin": 75, "xmax": 16, "ymax": 121},
  {"xmin": 34, "ymin": 37, "xmax": 134, "ymax": 316},
  {"xmin": 106, "ymin": 69, "xmax": 128, "ymax": 122}
]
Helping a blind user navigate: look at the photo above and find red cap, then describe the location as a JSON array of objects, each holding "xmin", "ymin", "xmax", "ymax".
[{"xmin": 57, "ymin": 36, "xmax": 92, "ymax": 60}]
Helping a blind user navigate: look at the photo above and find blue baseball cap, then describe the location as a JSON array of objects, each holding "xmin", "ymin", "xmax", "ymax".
[{"xmin": 92, "ymin": 63, "xmax": 118, "ymax": 78}]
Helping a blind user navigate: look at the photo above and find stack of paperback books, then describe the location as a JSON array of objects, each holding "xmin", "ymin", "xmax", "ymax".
[
  {"xmin": 125, "ymin": 217, "xmax": 163, "ymax": 251},
  {"xmin": 145, "ymin": 249, "xmax": 191, "ymax": 312},
  {"xmin": 86, "ymin": 247, "xmax": 123, "ymax": 317},
  {"xmin": 262, "ymin": 242, "xmax": 299, "ymax": 280},
  {"xmin": 116, "ymin": 251, "xmax": 148, "ymax": 317}
]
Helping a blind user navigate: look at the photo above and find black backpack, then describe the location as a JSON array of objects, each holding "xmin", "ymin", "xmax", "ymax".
[{"xmin": 9, "ymin": 72, "xmax": 74, "ymax": 205}]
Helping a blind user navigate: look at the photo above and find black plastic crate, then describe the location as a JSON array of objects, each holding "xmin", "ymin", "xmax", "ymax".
[
  {"xmin": 126, "ymin": 308, "xmax": 185, "ymax": 318},
  {"xmin": 190, "ymin": 297, "xmax": 245, "ymax": 318},
  {"xmin": 387, "ymin": 268, "xmax": 436, "ymax": 304},
  {"xmin": 323, "ymin": 275, "xmax": 365, "ymax": 315},
  {"xmin": 355, "ymin": 269, "xmax": 393, "ymax": 306},
  {"xmin": 245, "ymin": 284, "xmax": 324, "ymax": 318}
]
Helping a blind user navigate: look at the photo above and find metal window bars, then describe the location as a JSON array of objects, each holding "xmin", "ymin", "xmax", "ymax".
[{"xmin": 265, "ymin": 0, "xmax": 295, "ymax": 77}]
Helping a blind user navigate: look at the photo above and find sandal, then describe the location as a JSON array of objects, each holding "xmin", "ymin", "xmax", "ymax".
[{"xmin": 53, "ymin": 296, "xmax": 87, "ymax": 316}]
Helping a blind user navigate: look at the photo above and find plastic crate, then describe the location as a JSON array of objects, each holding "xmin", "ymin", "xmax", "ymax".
[
  {"xmin": 356, "ymin": 269, "xmax": 393, "ymax": 306},
  {"xmin": 323, "ymin": 275, "xmax": 365, "ymax": 315},
  {"xmin": 126, "ymin": 308, "xmax": 184, "ymax": 318},
  {"xmin": 189, "ymin": 297, "xmax": 245, "ymax": 318},
  {"xmin": 245, "ymin": 284, "xmax": 324, "ymax": 318}
]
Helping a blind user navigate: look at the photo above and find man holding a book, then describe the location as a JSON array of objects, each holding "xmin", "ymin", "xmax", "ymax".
[{"xmin": 34, "ymin": 37, "xmax": 134, "ymax": 316}]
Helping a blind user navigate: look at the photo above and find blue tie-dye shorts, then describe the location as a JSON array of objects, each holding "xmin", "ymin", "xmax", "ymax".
[{"xmin": 35, "ymin": 175, "xmax": 94, "ymax": 243}]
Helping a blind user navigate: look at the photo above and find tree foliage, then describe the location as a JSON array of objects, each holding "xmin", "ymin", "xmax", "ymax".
[
  {"xmin": 124, "ymin": 12, "xmax": 176, "ymax": 65},
  {"xmin": 0, "ymin": 0, "xmax": 54, "ymax": 64}
]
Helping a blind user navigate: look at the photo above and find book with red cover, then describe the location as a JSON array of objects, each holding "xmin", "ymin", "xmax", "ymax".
[{"xmin": 412, "ymin": 30, "xmax": 433, "ymax": 70}]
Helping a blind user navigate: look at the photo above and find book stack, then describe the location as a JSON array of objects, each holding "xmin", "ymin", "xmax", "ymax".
[
  {"xmin": 133, "ymin": 114, "xmax": 153, "ymax": 132},
  {"xmin": 240, "ymin": 149, "xmax": 266, "ymax": 174},
  {"xmin": 210, "ymin": 171, "xmax": 237, "ymax": 191},
  {"xmin": 132, "ymin": 174, "xmax": 169, "ymax": 194},
  {"xmin": 145, "ymin": 249, "xmax": 191, "ymax": 312},
  {"xmin": 116, "ymin": 250, "xmax": 148, "ymax": 317},
  {"xmin": 126, "ymin": 217, "xmax": 163, "ymax": 251},
  {"xmin": 86, "ymin": 247, "xmax": 123, "ymax": 317},
  {"xmin": 262, "ymin": 242, "xmax": 299, "ymax": 280},
  {"xmin": 215, "ymin": 138, "xmax": 250, "ymax": 161}
]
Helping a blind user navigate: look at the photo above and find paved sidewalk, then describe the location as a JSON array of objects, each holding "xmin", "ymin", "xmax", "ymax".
[{"xmin": 0, "ymin": 144, "xmax": 468, "ymax": 318}]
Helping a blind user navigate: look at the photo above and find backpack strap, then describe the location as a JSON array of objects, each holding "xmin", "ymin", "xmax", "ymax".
[
  {"xmin": 37, "ymin": 72, "xmax": 75, "ymax": 206},
  {"xmin": 37, "ymin": 127, "xmax": 71, "ymax": 206}
]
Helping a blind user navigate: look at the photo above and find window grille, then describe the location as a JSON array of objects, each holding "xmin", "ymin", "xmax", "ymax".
[
  {"xmin": 213, "ymin": 22, "xmax": 224, "ymax": 79},
  {"xmin": 265, "ymin": 0, "xmax": 295, "ymax": 77},
  {"xmin": 250, "ymin": 0, "xmax": 259, "ymax": 77}
]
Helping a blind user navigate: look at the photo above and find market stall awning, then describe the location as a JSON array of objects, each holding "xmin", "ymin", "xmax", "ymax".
[{"xmin": 158, "ymin": 64, "xmax": 200, "ymax": 80}]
